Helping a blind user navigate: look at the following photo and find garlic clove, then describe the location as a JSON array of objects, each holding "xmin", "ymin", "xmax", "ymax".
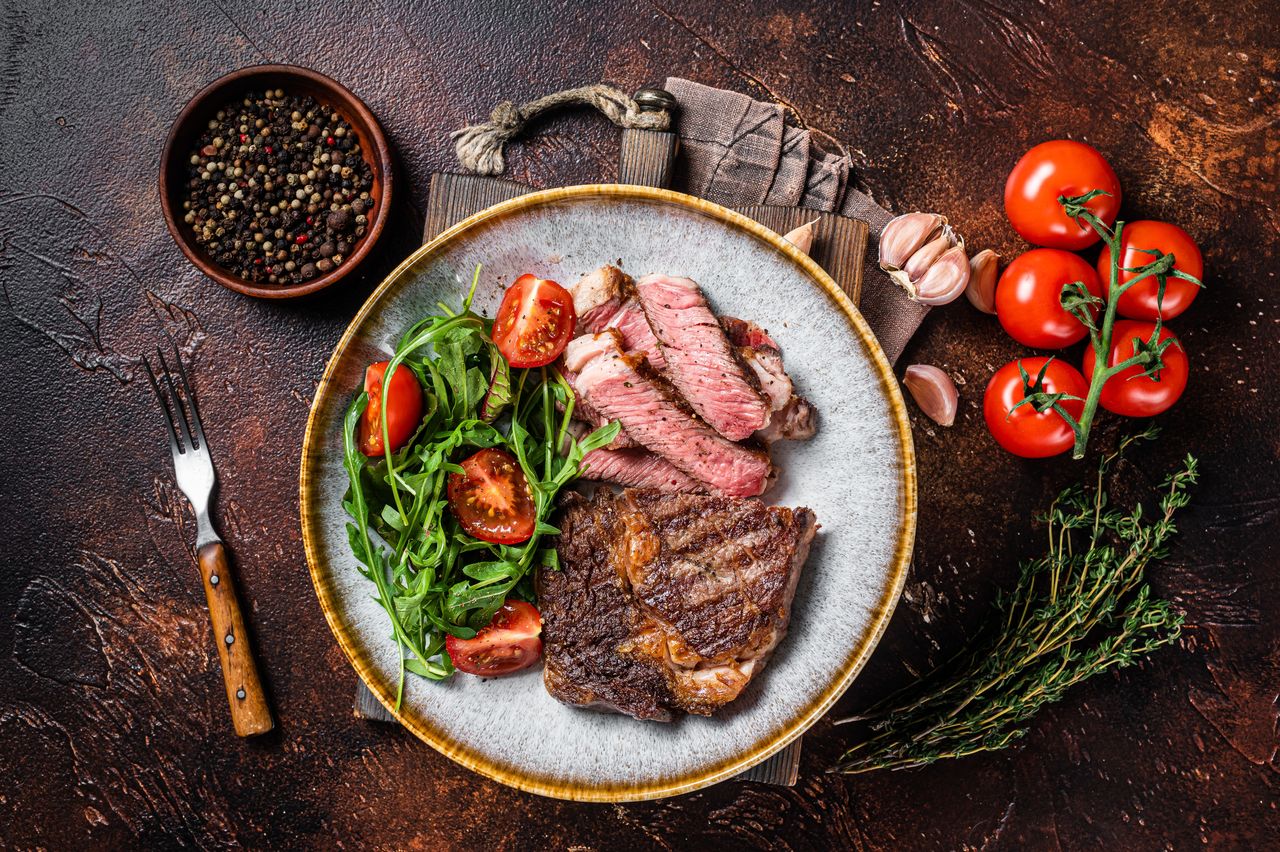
[
  {"xmin": 903, "ymin": 364, "xmax": 958, "ymax": 427},
  {"xmin": 965, "ymin": 249, "xmax": 1001, "ymax": 314},
  {"xmin": 878, "ymin": 213, "xmax": 944, "ymax": 270},
  {"xmin": 783, "ymin": 218, "xmax": 820, "ymax": 256},
  {"xmin": 913, "ymin": 245, "xmax": 971, "ymax": 305}
]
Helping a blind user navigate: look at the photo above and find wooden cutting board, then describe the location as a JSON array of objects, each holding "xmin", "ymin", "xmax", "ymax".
[{"xmin": 353, "ymin": 127, "xmax": 869, "ymax": 788}]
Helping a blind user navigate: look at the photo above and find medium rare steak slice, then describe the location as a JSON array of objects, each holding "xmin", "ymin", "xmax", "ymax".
[
  {"xmin": 538, "ymin": 488, "xmax": 817, "ymax": 720},
  {"xmin": 720, "ymin": 315, "xmax": 818, "ymax": 442},
  {"xmin": 563, "ymin": 332, "xmax": 772, "ymax": 497},
  {"xmin": 569, "ymin": 265, "xmax": 667, "ymax": 370},
  {"xmin": 634, "ymin": 274, "xmax": 771, "ymax": 441},
  {"xmin": 562, "ymin": 368, "xmax": 637, "ymax": 450},
  {"xmin": 564, "ymin": 421, "xmax": 699, "ymax": 492},
  {"xmin": 580, "ymin": 448, "xmax": 702, "ymax": 492}
]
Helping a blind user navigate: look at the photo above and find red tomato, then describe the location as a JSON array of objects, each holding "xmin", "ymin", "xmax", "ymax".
[
  {"xmin": 996, "ymin": 249, "xmax": 1103, "ymax": 349},
  {"xmin": 983, "ymin": 357, "xmax": 1088, "ymax": 458},
  {"xmin": 358, "ymin": 361, "xmax": 424, "ymax": 457},
  {"xmin": 1097, "ymin": 220, "xmax": 1203, "ymax": 321},
  {"xmin": 446, "ymin": 600, "xmax": 543, "ymax": 676},
  {"xmin": 1005, "ymin": 140, "xmax": 1121, "ymax": 250},
  {"xmin": 491, "ymin": 274, "xmax": 577, "ymax": 368},
  {"xmin": 447, "ymin": 447, "xmax": 537, "ymax": 544},
  {"xmin": 1083, "ymin": 320, "xmax": 1188, "ymax": 417}
]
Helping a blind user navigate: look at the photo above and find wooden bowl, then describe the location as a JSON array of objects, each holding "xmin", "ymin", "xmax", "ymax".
[{"xmin": 160, "ymin": 65, "xmax": 393, "ymax": 299}]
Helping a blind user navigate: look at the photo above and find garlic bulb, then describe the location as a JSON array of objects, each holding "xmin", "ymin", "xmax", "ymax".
[
  {"xmin": 879, "ymin": 213, "xmax": 944, "ymax": 269},
  {"xmin": 965, "ymin": 249, "xmax": 1001, "ymax": 314},
  {"xmin": 879, "ymin": 212, "xmax": 970, "ymax": 306},
  {"xmin": 903, "ymin": 364, "xmax": 958, "ymax": 427}
]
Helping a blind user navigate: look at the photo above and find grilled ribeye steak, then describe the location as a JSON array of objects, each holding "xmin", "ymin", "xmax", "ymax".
[
  {"xmin": 634, "ymin": 274, "xmax": 772, "ymax": 441},
  {"xmin": 538, "ymin": 488, "xmax": 817, "ymax": 721},
  {"xmin": 563, "ymin": 332, "xmax": 773, "ymax": 497}
]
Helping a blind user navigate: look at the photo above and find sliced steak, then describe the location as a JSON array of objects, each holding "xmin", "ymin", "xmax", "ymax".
[
  {"xmin": 719, "ymin": 316, "xmax": 779, "ymax": 350},
  {"xmin": 563, "ymin": 332, "xmax": 772, "ymax": 497},
  {"xmin": 759, "ymin": 395, "xmax": 818, "ymax": 442},
  {"xmin": 634, "ymin": 274, "xmax": 771, "ymax": 440},
  {"xmin": 580, "ymin": 448, "xmax": 702, "ymax": 492},
  {"xmin": 538, "ymin": 488, "xmax": 817, "ymax": 720},
  {"xmin": 721, "ymin": 315, "xmax": 817, "ymax": 442},
  {"xmin": 562, "ymin": 368, "xmax": 637, "ymax": 450},
  {"xmin": 569, "ymin": 265, "xmax": 667, "ymax": 370},
  {"xmin": 564, "ymin": 421, "xmax": 699, "ymax": 492}
]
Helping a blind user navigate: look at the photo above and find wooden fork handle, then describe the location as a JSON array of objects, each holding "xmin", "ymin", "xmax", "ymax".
[{"xmin": 197, "ymin": 542, "xmax": 274, "ymax": 736}]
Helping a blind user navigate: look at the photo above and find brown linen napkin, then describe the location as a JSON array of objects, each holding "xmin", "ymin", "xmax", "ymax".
[{"xmin": 664, "ymin": 77, "xmax": 928, "ymax": 365}]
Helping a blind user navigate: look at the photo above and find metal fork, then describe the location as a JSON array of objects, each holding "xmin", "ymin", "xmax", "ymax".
[{"xmin": 144, "ymin": 346, "xmax": 274, "ymax": 737}]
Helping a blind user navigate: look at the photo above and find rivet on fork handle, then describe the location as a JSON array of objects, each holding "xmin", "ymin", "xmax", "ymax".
[{"xmin": 198, "ymin": 541, "xmax": 273, "ymax": 736}]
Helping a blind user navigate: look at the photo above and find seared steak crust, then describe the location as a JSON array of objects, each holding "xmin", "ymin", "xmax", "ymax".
[
  {"xmin": 537, "ymin": 492, "xmax": 677, "ymax": 722},
  {"xmin": 539, "ymin": 488, "xmax": 817, "ymax": 721}
]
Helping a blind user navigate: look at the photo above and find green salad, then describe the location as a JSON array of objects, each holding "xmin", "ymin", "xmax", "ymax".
[{"xmin": 341, "ymin": 268, "xmax": 617, "ymax": 704}]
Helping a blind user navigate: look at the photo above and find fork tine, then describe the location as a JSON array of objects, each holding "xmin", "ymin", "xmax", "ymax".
[
  {"xmin": 169, "ymin": 341, "xmax": 207, "ymax": 450},
  {"xmin": 143, "ymin": 353, "xmax": 183, "ymax": 456},
  {"xmin": 156, "ymin": 347, "xmax": 194, "ymax": 452}
]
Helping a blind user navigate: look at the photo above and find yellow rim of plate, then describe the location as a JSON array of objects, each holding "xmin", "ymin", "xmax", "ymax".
[{"xmin": 299, "ymin": 184, "xmax": 917, "ymax": 802}]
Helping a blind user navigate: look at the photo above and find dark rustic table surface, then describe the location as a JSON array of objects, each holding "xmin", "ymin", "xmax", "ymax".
[{"xmin": 2, "ymin": 1, "xmax": 1277, "ymax": 848}]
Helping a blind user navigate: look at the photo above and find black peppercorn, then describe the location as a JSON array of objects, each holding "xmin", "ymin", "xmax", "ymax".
[{"xmin": 182, "ymin": 89, "xmax": 374, "ymax": 285}]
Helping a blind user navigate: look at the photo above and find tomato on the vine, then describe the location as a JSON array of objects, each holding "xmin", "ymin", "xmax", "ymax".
[
  {"xmin": 491, "ymin": 274, "xmax": 577, "ymax": 368},
  {"xmin": 447, "ymin": 447, "xmax": 537, "ymax": 545},
  {"xmin": 1097, "ymin": 220, "xmax": 1203, "ymax": 321},
  {"xmin": 984, "ymin": 357, "xmax": 1088, "ymax": 458},
  {"xmin": 1005, "ymin": 140, "xmax": 1121, "ymax": 250},
  {"xmin": 996, "ymin": 249, "xmax": 1103, "ymax": 349},
  {"xmin": 358, "ymin": 361, "xmax": 424, "ymax": 457},
  {"xmin": 1083, "ymin": 320, "xmax": 1188, "ymax": 417},
  {"xmin": 445, "ymin": 600, "xmax": 542, "ymax": 676}
]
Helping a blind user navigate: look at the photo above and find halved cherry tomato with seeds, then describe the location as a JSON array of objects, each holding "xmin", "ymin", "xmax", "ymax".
[
  {"xmin": 445, "ymin": 600, "xmax": 542, "ymax": 676},
  {"xmin": 491, "ymin": 274, "xmax": 577, "ymax": 368},
  {"xmin": 358, "ymin": 361, "xmax": 424, "ymax": 457},
  {"xmin": 446, "ymin": 447, "xmax": 537, "ymax": 544}
]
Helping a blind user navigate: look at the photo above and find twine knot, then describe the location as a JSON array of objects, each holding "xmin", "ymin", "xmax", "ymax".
[{"xmin": 452, "ymin": 84, "xmax": 673, "ymax": 176}]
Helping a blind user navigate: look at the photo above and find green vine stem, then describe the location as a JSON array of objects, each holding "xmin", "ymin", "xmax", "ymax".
[{"xmin": 1015, "ymin": 192, "xmax": 1204, "ymax": 459}]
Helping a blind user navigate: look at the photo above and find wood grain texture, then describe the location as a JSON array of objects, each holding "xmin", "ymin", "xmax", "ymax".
[
  {"xmin": 197, "ymin": 542, "xmax": 274, "ymax": 736},
  {"xmin": 0, "ymin": 0, "xmax": 1276, "ymax": 847},
  {"xmin": 619, "ymin": 128, "xmax": 679, "ymax": 187}
]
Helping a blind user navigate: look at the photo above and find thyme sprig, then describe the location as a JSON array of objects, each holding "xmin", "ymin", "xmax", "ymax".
[
  {"xmin": 1015, "ymin": 193, "xmax": 1204, "ymax": 459},
  {"xmin": 833, "ymin": 427, "xmax": 1195, "ymax": 773}
]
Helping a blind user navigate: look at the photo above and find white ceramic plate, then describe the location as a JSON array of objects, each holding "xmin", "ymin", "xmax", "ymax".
[{"xmin": 300, "ymin": 185, "xmax": 915, "ymax": 802}]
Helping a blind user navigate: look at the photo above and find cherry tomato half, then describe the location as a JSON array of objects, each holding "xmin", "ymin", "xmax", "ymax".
[
  {"xmin": 1097, "ymin": 220, "xmax": 1203, "ymax": 321},
  {"xmin": 446, "ymin": 600, "xmax": 543, "ymax": 676},
  {"xmin": 1005, "ymin": 140, "xmax": 1121, "ymax": 250},
  {"xmin": 491, "ymin": 274, "xmax": 577, "ymax": 368},
  {"xmin": 996, "ymin": 249, "xmax": 1103, "ymax": 349},
  {"xmin": 447, "ymin": 447, "xmax": 537, "ymax": 544},
  {"xmin": 984, "ymin": 357, "xmax": 1088, "ymax": 458},
  {"xmin": 1083, "ymin": 320, "xmax": 1188, "ymax": 417},
  {"xmin": 358, "ymin": 361, "xmax": 424, "ymax": 457}
]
